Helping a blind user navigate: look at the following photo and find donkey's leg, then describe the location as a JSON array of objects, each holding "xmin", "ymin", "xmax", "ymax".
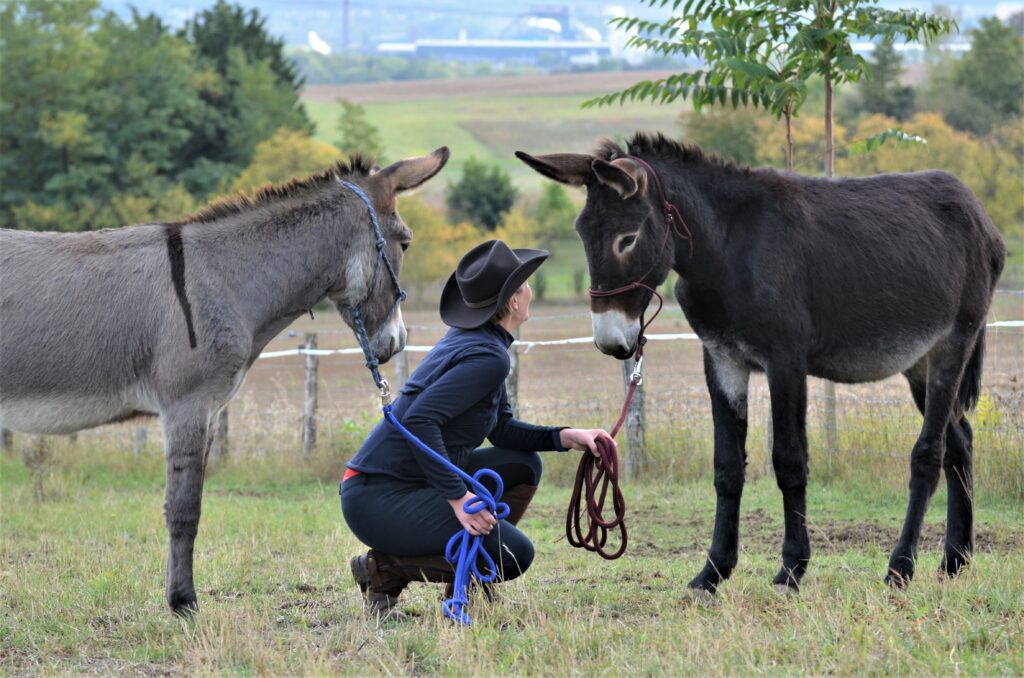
[
  {"xmin": 161, "ymin": 402, "xmax": 214, "ymax": 614},
  {"xmin": 887, "ymin": 328, "xmax": 980, "ymax": 588},
  {"xmin": 766, "ymin": 358, "xmax": 810, "ymax": 592},
  {"xmin": 942, "ymin": 416, "xmax": 974, "ymax": 576},
  {"xmin": 688, "ymin": 347, "xmax": 750, "ymax": 594},
  {"xmin": 904, "ymin": 367, "xmax": 974, "ymax": 578}
]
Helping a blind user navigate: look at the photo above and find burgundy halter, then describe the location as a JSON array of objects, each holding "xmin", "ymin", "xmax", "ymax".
[{"xmin": 565, "ymin": 156, "xmax": 695, "ymax": 560}]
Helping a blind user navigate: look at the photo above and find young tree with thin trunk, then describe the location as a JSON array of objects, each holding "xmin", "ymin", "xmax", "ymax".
[{"xmin": 589, "ymin": 0, "xmax": 954, "ymax": 171}]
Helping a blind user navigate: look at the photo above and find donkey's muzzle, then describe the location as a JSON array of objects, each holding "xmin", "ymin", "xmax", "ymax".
[{"xmin": 591, "ymin": 310, "xmax": 640, "ymax": 360}]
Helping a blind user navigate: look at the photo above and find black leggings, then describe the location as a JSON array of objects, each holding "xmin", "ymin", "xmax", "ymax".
[{"xmin": 341, "ymin": 447, "xmax": 542, "ymax": 581}]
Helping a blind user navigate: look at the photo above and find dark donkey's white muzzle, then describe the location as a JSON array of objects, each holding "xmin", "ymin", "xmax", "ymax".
[{"xmin": 592, "ymin": 310, "xmax": 641, "ymax": 359}]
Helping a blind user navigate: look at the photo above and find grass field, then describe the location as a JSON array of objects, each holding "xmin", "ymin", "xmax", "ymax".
[
  {"xmin": 3, "ymin": 447, "xmax": 1023, "ymax": 675},
  {"xmin": 304, "ymin": 72, "xmax": 685, "ymax": 197}
]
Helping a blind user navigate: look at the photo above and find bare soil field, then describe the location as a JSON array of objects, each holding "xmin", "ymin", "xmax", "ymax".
[{"xmin": 302, "ymin": 70, "xmax": 679, "ymax": 104}]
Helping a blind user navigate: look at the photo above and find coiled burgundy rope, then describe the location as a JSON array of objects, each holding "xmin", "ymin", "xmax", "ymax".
[{"xmin": 563, "ymin": 337, "xmax": 645, "ymax": 560}]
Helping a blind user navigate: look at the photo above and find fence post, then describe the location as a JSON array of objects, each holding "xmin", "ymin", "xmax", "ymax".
[
  {"xmin": 506, "ymin": 327, "xmax": 520, "ymax": 418},
  {"xmin": 622, "ymin": 355, "xmax": 647, "ymax": 480},
  {"xmin": 1, "ymin": 428, "xmax": 12, "ymax": 454},
  {"xmin": 209, "ymin": 406, "xmax": 230, "ymax": 467},
  {"xmin": 824, "ymin": 381, "xmax": 838, "ymax": 452},
  {"xmin": 133, "ymin": 426, "xmax": 147, "ymax": 459},
  {"xmin": 302, "ymin": 333, "xmax": 318, "ymax": 461}
]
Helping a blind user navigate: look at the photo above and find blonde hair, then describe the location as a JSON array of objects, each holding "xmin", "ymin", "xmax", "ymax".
[{"xmin": 489, "ymin": 283, "xmax": 525, "ymax": 325}]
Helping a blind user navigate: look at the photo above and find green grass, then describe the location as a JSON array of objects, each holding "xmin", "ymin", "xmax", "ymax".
[
  {"xmin": 306, "ymin": 93, "xmax": 682, "ymax": 196},
  {"xmin": 3, "ymin": 447, "xmax": 1022, "ymax": 675}
]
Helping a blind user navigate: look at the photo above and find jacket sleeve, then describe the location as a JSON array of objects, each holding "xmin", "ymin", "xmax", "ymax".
[
  {"xmin": 487, "ymin": 382, "xmax": 568, "ymax": 452},
  {"xmin": 400, "ymin": 350, "xmax": 510, "ymax": 499}
]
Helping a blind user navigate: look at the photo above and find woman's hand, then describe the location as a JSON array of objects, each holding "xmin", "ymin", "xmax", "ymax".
[
  {"xmin": 448, "ymin": 491, "xmax": 498, "ymax": 536},
  {"xmin": 559, "ymin": 428, "xmax": 617, "ymax": 457}
]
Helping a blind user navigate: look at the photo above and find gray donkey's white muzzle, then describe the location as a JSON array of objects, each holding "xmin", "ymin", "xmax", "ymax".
[
  {"xmin": 592, "ymin": 310, "xmax": 640, "ymax": 359},
  {"xmin": 375, "ymin": 307, "xmax": 407, "ymax": 363}
]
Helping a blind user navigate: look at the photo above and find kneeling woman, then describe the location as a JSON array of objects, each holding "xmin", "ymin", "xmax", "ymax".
[{"xmin": 341, "ymin": 240, "xmax": 615, "ymax": 620}]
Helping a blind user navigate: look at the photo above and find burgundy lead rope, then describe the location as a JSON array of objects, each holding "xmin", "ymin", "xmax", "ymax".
[
  {"xmin": 564, "ymin": 337, "xmax": 643, "ymax": 560},
  {"xmin": 565, "ymin": 154, "xmax": 693, "ymax": 560},
  {"xmin": 564, "ymin": 295, "xmax": 662, "ymax": 561}
]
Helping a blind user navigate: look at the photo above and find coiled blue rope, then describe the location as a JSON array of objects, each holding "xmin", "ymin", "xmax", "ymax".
[{"xmin": 338, "ymin": 177, "xmax": 505, "ymax": 626}]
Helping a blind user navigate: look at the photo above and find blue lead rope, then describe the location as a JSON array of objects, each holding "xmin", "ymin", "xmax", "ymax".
[{"xmin": 339, "ymin": 177, "xmax": 504, "ymax": 626}]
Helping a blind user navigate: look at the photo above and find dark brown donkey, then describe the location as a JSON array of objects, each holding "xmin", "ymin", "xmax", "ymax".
[
  {"xmin": 517, "ymin": 133, "xmax": 1005, "ymax": 595},
  {"xmin": 0, "ymin": 148, "xmax": 449, "ymax": 613}
]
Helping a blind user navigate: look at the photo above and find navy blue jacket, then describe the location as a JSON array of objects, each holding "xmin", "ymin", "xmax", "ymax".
[{"xmin": 346, "ymin": 323, "xmax": 566, "ymax": 499}]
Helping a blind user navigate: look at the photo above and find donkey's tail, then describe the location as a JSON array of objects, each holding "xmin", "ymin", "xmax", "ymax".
[{"xmin": 958, "ymin": 327, "xmax": 985, "ymax": 414}]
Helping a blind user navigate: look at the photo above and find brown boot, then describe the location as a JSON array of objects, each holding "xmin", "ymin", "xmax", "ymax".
[
  {"xmin": 351, "ymin": 550, "xmax": 455, "ymax": 623},
  {"xmin": 503, "ymin": 484, "xmax": 538, "ymax": 526}
]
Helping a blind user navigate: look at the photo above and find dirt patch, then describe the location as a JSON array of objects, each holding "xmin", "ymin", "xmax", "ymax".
[
  {"xmin": 626, "ymin": 507, "xmax": 1024, "ymax": 557},
  {"xmin": 302, "ymin": 70, "xmax": 679, "ymax": 104}
]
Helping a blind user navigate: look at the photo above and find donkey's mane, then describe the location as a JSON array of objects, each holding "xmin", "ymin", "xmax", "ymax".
[
  {"xmin": 595, "ymin": 132, "xmax": 755, "ymax": 177},
  {"xmin": 171, "ymin": 154, "xmax": 376, "ymax": 225}
]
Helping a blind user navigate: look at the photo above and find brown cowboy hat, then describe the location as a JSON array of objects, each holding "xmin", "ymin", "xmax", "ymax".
[{"xmin": 439, "ymin": 240, "xmax": 549, "ymax": 329}]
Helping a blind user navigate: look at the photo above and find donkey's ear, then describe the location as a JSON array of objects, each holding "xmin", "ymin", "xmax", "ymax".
[
  {"xmin": 592, "ymin": 158, "xmax": 647, "ymax": 200},
  {"xmin": 515, "ymin": 151, "xmax": 592, "ymax": 187},
  {"xmin": 375, "ymin": 146, "xmax": 451, "ymax": 194}
]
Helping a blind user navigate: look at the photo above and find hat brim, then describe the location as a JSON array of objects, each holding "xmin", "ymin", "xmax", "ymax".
[{"xmin": 439, "ymin": 248, "xmax": 549, "ymax": 329}]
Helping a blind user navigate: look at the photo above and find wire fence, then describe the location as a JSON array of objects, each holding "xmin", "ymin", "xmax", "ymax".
[{"xmin": 11, "ymin": 292, "xmax": 1021, "ymax": 490}]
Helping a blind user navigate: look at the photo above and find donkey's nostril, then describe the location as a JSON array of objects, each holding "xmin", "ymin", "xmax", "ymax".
[{"xmin": 612, "ymin": 344, "xmax": 632, "ymax": 360}]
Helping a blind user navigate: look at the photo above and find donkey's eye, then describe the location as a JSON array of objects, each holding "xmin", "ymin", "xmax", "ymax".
[{"xmin": 617, "ymin": 234, "xmax": 637, "ymax": 254}]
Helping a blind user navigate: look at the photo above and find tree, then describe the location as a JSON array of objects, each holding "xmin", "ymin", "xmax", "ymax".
[
  {"xmin": 177, "ymin": 0, "xmax": 312, "ymax": 194},
  {"xmin": 397, "ymin": 196, "xmax": 482, "ymax": 300},
  {"xmin": 0, "ymin": 1, "xmax": 201, "ymax": 229},
  {"xmin": 839, "ymin": 112, "xmax": 1023, "ymax": 242},
  {"xmin": 180, "ymin": 0, "xmax": 303, "ymax": 95},
  {"xmin": 857, "ymin": 38, "xmax": 915, "ymax": 120},
  {"xmin": 944, "ymin": 17, "xmax": 1024, "ymax": 134},
  {"xmin": 336, "ymin": 99, "xmax": 385, "ymax": 161},
  {"xmin": 446, "ymin": 158, "xmax": 518, "ymax": 231},
  {"xmin": 682, "ymin": 108, "xmax": 763, "ymax": 166},
  {"xmin": 532, "ymin": 183, "xmax": 577, "ymax": 243},
  {"xmin": 229, "ymin": 127, "xmax": 343, "ymax": 194},
  {"xmin": 591, "ymin": 0, "xmax": 953, "ymax": 171}
]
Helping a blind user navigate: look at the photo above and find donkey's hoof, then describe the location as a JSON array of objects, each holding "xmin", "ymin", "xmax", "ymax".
[
  {"xmin": 681, "ymin": 587, "xmax": 717, "ymax": 607},
  {"xmin": 940, "ymin": 550, "xmax": 971, "ymax": 578},
  {"xmin": 773, "ymin": 583, "xmax": 799, "ymax": 597},
  {"xmin": 771, "ymin": 569, "xmax": 802, "ymax": 593},
  {"xmin": 884, "ymin": 569, "xmax": 912, "ymax": 590},
  {"xmin": 169, "ymin": 591, "xmax": 199, "ymax": 617}
]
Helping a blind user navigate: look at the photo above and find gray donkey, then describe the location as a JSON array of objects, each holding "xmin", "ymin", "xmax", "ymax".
[{"xmin": 0, "ymin": 147, "xmax": 449, "ymax": 613}]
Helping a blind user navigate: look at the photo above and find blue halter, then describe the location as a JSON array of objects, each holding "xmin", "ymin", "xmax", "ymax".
[
  {"xmin": 339, "ymin": 179, "xmax": 505, "ymax": 626},
  {"xmin": 337, "ymin": 178, "xmax": 406, "ymax": 392}
]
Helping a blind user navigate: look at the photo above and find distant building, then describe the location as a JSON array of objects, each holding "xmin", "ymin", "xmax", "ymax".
[
  {"xmin": 378, "ymin": 37, "xmax": 612, "ymax": 65},
  {"xmin": 377, "ymin": 6, "xmax": 611, "ymax": 66}
]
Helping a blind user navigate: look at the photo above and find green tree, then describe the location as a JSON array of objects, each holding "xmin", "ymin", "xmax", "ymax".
[
  {"xmin": 532, "ymin": 183, "xmax": 577, "ymax": 243},
  {"xmin": 857, "ymin": 38, "xmax": 915, "ymax": 120},
  {"xmin": 944, "ymin": 17, "xmax": 1024, "ymax": 134},
  {"xmin": 177, "ymin": 0, "xmax": 312, "ymax": 194},
  {"xmin": 682, "ymin": 108, "xmax": 763, "ymax": 166},
  {"xmin": 180, "ymin": 0, "xmax": 303, "ymax": 95},
  {"xmin": 335, "ymin": 99, "xmax": 385, "ymax": 161},
  {"xmin": 446, "ymin": 158, "xmax": 518, "ymax": 231},
  {"xmin": 591, "ymin": 0, "xmax": 952, "ymax": 170},
  {"xmin": 0, "ymin": 1, "xmax": 202, "ymax": 229},
  {"xmin": 230, "ymin": 127, "xmax": 343, "ymax": 193}
]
